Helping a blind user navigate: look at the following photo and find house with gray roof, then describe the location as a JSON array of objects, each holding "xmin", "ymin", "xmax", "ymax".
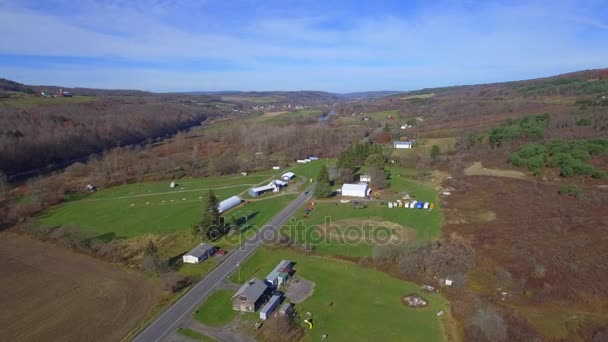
[
  {"xmin": 232, "ymin": 277, "xmax": 269, "ymax": 312},
  {"xmin": 182, "ymin": 243, "xmax": 216, "ymax": 264}
]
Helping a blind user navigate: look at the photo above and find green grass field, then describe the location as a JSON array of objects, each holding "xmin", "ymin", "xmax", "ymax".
[
  {"xmin": 229, "ymin": 247, "xmax": 448, "ymax": 342},
  {"xmin": 0, "ymin": 94, "xmax": 97, "ymax": 108},
  {"xmin": 38, "ymin": 171, "xmax": 290, "ymax": 238},
  {"xmin": 194, "ymin": 290, "xmax": 238, "ymax": 326},
  {"xmin": 281, "ymin": 167, "xmax": 442, "ymax": 257},
  {"xmin": 254, "ymin": 109, "xmax": 324, "ymax": 125},
  {"xmin": 369, "ymin": 109, "xmax": 399, "ymax": 121}
]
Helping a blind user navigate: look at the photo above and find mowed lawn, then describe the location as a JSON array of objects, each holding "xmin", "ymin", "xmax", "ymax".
[
  {"xmin": 38, "ymin": 172, "xmax": 286, "ymax": 238},
  {"xmin": 229, "ymin": 247, "xmax": 449, "ymax": 342},
  {"xmin": 194, "ymin": 290, "xmax": 238, "ymax": 326},
  {"xmin": 282, "ymin": 167, "xmax": 442, "ymax": 257}
]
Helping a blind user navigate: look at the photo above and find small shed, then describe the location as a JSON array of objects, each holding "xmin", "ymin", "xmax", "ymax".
[
  {"xmin": 341, "ymin": 183, "xmax": 370, "ymax": 198},
  {"xmin": 281, "ymin": 172, "xmax": 296, "ymax": 181},
  {"xmin": 279, "ymin": 303, "xmax": 294, "ymax": 316},
  {"xmin": 260, "ymin": 294, "xmax": 283, "ymax": 320},
  {"xmin": 360, "ymin": 174, "xmax": 371, "ymax": 182},
  {"xmin": 265, "ymin": 260, "xmax": 293, "ymax": 287},
  {"xmin": 182, "ymin": 243, "xmax": 216, "ymax": 264},
  {"xmin": 272, "ymin": 166, "xmax": 281, "ymax": 170},
  {"xmin": 309, "ymin": 156, "xmax": 319, "ymax": 161},
  {"xmin": 170, "ymin": 181, "xmax": 176, "ymax": 188},
  {"xmin": 393, "ymin": 141, "xmax": 413, "ymax": 149},
  {"xmin": 218, "ymin": 196, "xmax": 242, "ymax": 213}
]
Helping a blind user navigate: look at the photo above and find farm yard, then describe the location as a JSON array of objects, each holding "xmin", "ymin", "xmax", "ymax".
[
  {"xmin": 218, "ymin": 247, "xmax": 450, "ymax": 342},
  {"xmin": 281, "ymin": 167, "xmax": 442, "ymax": 257},
  {"xmin": 0, "ymin": 233, "xmax": 159, "ymax": 342}
]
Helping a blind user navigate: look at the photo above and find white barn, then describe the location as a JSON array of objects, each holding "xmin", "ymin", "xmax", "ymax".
[
  {"xmin": 183, "ymin": 243, "xmax": 216, "ymax": 264},
  {"xmin": 341, "ymin": 183, "xmax": 370, "ymax": 198},
  {"xmin": 218, "ymin": 196, "xmax": 242, "ymax": 213},
  {"xmin": 281, "ymin": 172, "xmax": 295, "ymax": 181}
]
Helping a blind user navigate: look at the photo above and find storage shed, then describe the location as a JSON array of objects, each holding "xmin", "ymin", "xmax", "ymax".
[
  {"xmin": 260, "ymin": 294, "xmax": 283, "ymax": 320},
  {"xmin": 393, "ymin": 141, "xmax": 413, "ymax": 149},
  {"xmin": 265, "ymin": 260, "xmax": 293, "ymax": 287},
  {"xmin": 249, "ymin": 185, "xmax": 275, "ymax": 197},
  {"xmin": 182, "ymin": 243, "xmax": 216, "ymax": 264},
  {"xmin": 281, "ymin": 172, "xmax": 295, "ymax": 181},
  {"xmin": 341, "ymin": 183, "xmax": 370, "ymax": 198},
  {"xmin": 360, "ymin": 174, "xmax": 371, "ymax": 182},
  {"xmin": 218, "ymin": 196, "xmax": 242, "ymax": 213},
  {"xmin": 279, "ymin": 303, "xmax": 294, "ymax": 316}
]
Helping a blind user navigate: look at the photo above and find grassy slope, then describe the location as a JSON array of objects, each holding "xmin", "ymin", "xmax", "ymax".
[
  {"xmin": 194, "ymin": 290, "xmax": 238, "ymax": 326},
  {"xmin": 254, "ymin": 109, "xmax": 323, "ymax": 124},
  {"xmin": 230, "ymin": 247, "xmax": 448, "ymax": 342},
  {"xmin": 38, "ymin": 172, "xmax": 284, "ymax": 238},
  {"xmin": 368, "ymin": 109, "xmax": 399, "ymax": 120}
]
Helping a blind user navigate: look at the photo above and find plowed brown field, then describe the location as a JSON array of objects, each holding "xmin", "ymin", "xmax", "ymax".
[{"xmin": 0, "ymin": 233, "xmax": 159, "ymax": 342}]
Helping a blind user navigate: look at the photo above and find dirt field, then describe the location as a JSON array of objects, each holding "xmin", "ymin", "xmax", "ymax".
[
  {"xmin": 0, "ymin": 233, "xmax": 160, "ymax": 342},
  {"xmin": 464, "ymin": 161, "xmax": 528, "ymax": 179},
  {"xmin": 262, "ymin": 110, "xmax": 289, "ymax": 117}
]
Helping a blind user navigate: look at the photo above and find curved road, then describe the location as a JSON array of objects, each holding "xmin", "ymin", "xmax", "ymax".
[{"xmin": 133, "ymin": 187, "xmax": 313, "ymax": 342}]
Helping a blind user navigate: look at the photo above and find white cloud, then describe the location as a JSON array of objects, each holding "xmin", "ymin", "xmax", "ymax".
[{"xmin": 0, "ymin": 0, "xmax": 607, "ymax": 91}]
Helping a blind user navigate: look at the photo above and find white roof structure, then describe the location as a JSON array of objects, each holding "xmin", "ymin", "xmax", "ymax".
[
  {"xmin": 218, "ymin": 196, "xmax": 242, "ymax": 213},
  {"xmin": 251, "ymin": 184, "xmax": 275, "ymax": 193},
  {"xmin": 341, "ymin": 183, "xmax": 369, "ymax": 197},
  {"xmin": 271, "ymin": 180, "xmax": 288, "ymax": 187},
  {"xmin": 282, "ymin": 172, "xmax": 295, "ymax": 180}
]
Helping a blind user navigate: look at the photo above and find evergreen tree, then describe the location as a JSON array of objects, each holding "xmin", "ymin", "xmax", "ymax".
[
  {"xmin": 194, "ymin": 190, "xmax": 222, "ymax": 240},
  {"xmin": 430, "ymin": 145, "xmax": 441, "ymax": 163},
  {"xmin": 314, "ymin": 164, "xmax": 333, "ymax": 198}
]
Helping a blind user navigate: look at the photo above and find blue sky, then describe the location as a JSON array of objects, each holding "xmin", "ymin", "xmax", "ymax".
[{"xmin": 0, "ymin": 0, "xmax": 607, "ymax": 92}]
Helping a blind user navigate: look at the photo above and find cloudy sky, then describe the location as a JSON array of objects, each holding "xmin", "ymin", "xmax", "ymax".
[{"xmin": 0, "ymin": 0, "xmax": 607, "ymax": 92}]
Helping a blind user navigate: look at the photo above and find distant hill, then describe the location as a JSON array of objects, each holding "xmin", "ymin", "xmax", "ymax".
[
  {"xmin": 0, "ymin": 78, "xmax": 152, "ymax": 96},
  {"xmin": 403, "ymin": 68, "xmax": 608, "ymax": 97}
]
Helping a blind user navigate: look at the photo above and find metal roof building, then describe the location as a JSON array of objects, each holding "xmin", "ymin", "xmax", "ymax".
[
  {"xmin": 393, "ymin": 141, "xmax": 413, "ymax": 149},
  {"xmin": 218, "ymin": 196, "xmax": 242, "ymax": 213},
  {"xmin": 182, "ymin": 243, "xmax": 216, "ymax": 264},
  {"xmin": 341, "ymin": 183, "xmax": 370, "ymax": 198},
  {"xmin": 260, "ymin": 294, "xmax": 283, "ymax": 320},
  {"xmin": 265, "ymin": 260, "xmax": 293, "ymax": 287},
  {"xmin": 281, "ymin": 172, "xmax": 295, "ymax": 180}
]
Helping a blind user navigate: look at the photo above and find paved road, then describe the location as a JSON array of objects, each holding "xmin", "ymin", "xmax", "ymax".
[{"xmin": 133, "ymin": 188, "xmax": 313, "ymax": 342}]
